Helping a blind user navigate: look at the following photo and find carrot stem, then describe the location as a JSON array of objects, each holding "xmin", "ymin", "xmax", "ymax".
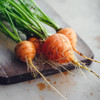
[
  {"xmin": 9, "ymin": 0, "xmax": 35, "ymax": 25},
  {"xmin": 30, "ymin": 0, "xmax": 61, "ymax": 31},
  {"xmin": 9, "ymin": 0, "xmax": 48, "ymax": 38},
  {"xmin": 0, "ymin": 22, "xmax": 21, "ymax": 43},
  {"xmin": 5, "ymin": 10, "xmax": 22, "ymax": 42},
  {"xmin": 8, "ymin": 12, "xmax": 45, "ymax": 39}
]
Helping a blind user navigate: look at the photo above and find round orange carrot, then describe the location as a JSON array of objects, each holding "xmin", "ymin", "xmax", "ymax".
[
  {"xmin": 57, "ymin": 27, "xmax": 100, "ymax": 64},
  {"xmin": 41, "ymin": 33, "xmax": 100, "ymax": 79},
  {"xmin": 14, "ymin": 41, "xmax": 36, "ymax": 62},
  {"xmin": 57, "ymin": 27, "xmax": 77, "ymax": 48},
  {"xmin": 42, "ymin": 34, "xmax": 74, "ymax": 63},
  {"xmin": 14, "ymin": 40, "xmax": 67, "ymax": 99},
  {"xmin": 28, "ymin": 37, "xmax": 41, "ymax": 55}
]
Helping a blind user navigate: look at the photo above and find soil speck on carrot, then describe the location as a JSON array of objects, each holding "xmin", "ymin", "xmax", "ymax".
[{"xmin": 37, "ymin": 83, "xmax": 46, "ymax": 90}]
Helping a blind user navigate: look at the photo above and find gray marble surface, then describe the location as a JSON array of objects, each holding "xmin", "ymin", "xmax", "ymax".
[{"xmin": 0, "ymin": 0, "xmax": 100, "ymax": 100}]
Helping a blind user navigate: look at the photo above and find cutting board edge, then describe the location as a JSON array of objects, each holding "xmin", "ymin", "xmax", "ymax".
[{"xmin": 0, "ymin": 55, "xmax": 93, "ymax": 85}]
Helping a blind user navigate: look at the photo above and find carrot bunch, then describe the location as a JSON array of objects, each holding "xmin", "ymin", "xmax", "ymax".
[
  {"xmin": 0, "ymin": 1, "xmax": 67, "ymax": 99},
  {"xmin": 20, "ymin": 0, "xmax": 100, "ymax": 78},
  {"xmin": 26, "ymin": 0, "xmax": 100, "ymax": 64},
  {"xmin": 0, "ymin": 0, "xmax": 100, "ymax": 100}
]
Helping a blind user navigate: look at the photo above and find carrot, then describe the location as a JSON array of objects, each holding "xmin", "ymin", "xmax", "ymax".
[
  {"xmin": 42, "ymin": 34, "xmax": 74, "ymax": 63},
  {"xmin": 57, "ymin": 28, "xmax": 77, "ymax": 48},
  {"xmin": 0, "ymin": 3, "xmax": 67, "ymax": 99},
  {"xmin": 2, "ymin": 1, "xmax": 99, "ymax": 99},
  {"xmin": 42, "ymin": 34, "xmax": 100, "ymax": 79},
  {"xmin": 57, "ymin": 27, "xmax": 100, "ymax": 64},
  {"xmin": 26, "ymin": 0, "xmax": 100, "ymax": 64},
  {"xmin": 14, "ymin": 40, "xmax": 67, "ymax": 99},
  {"xmin": 14, "ymin": 41, "xmax": 36, "ymax": 62},
  {"xmin": 28, "ymin": 37, "xmax": 41, "ymax": 55}
]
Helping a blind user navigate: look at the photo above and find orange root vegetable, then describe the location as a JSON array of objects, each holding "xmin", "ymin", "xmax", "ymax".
[
  {"xmin": 57, "ymin": 27, "xmax": 100, "ymax": 64},
  {"xmin": 41, "ymin": 33, "xmax": 100, "ymax": 79},
  {"xmin": 42, "ymin": 34, "xmax": 74, "ymax": 63},
  {"xmin": 15, "ymin": 40, "xmax": 66, "ymax": 100},
  {"xmin": 28, "ymin": 37, "xmax": 41, "ymax": 55},
  {"xmin": 57, "ymin": 28, "xmax": 77, "ymax": 48},
  {"xmin": 14, "ymin": 41, "xmax": 36, "ymax": 62}
]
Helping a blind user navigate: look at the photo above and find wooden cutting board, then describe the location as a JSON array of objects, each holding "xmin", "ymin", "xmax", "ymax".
[{"xmin": 0, "ymin": 0, "xmax": 93, "ymax": 85}]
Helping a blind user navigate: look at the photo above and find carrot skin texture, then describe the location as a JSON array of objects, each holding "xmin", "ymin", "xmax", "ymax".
[
  {"xmin": 57, "ymin": 27, "xmax": 77, "ymax": 48},
  {"xmin": 14, "ymin": 41, "xmax": 36, "ymax": 62},
  {"xmin": 42, "ymin": 34, "xmax": 74, "ymax": 63},
  {"xmin": 28, "ymin": 37, "xmax": 41, "ymax": 55}
]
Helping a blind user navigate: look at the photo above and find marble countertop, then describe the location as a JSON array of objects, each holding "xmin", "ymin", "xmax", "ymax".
[{"xmin": 0, "ymin": 0, "xmax": 100, "ymax": 100}]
